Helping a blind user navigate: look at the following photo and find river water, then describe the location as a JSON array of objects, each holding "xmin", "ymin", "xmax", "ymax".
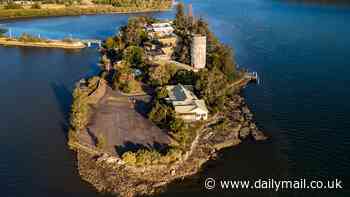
[{"xmin": 0, "ymin": 0, "xmax": 349, "ymax": 196}]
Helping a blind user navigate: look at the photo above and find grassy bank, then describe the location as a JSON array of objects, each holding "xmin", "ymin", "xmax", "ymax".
[{"xmin": 0, "ymin": 4, "xmax": 172, "ymax": 20}]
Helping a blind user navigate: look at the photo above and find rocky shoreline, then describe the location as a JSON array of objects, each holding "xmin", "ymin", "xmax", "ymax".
[{"xmin": 71, "ymin": 86, "xmax": 268, "ymax": 197}]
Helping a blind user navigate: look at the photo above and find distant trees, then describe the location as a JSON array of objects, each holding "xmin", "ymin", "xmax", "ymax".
[
  {"xmin": 18, "ymin": 33, "xmax": 46, "ymax": 43},
  {"xmin": 92, "ymin": 0, "xmax": 172, "ymax": 9},
  {"xmin": 4, "ymin": 2, "xmax": 23, "ymax": 9},
  {"xmin": 31, "ymin": 3, "xmax": 42, "ymax": 9}
]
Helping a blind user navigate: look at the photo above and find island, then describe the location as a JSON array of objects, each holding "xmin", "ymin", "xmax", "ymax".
[
  {"xmin": 67, "ymin": 3, "xmax": 267, "ymax": 197},
  {"xmin": 0, "ymin": 0, "xmax": 173, "ymax": 20}
]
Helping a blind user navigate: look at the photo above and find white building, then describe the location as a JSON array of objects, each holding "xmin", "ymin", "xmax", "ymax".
[
  {"xmin": 166, "ymin": 84, "xmax": 208, "ymax": 121},
  {"xmin": 146, "ymin": 22, "xmax": 174, "ymax": 38}
]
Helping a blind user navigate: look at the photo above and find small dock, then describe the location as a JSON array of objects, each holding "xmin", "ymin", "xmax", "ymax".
[
  {"xmin": 245, "ymin": 71, "xmax": 260, "ymax": 84},
  {"xmin": 80, "ymin": 39, "xmax": 102, "ymax": 48}
]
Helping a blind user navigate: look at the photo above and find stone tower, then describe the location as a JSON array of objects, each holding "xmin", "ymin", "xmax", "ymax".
[{"xmin": 191, "ymin": 35, "xmax": 206, "ymax": 70}]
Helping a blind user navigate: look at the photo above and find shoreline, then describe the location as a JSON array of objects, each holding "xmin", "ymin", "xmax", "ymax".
[
  {"xmin": 0, "ymin": 37, "xmax": 86, "ymax": 49},
  {"xmin": 68, "ymin": 78, "xmax": 268, "ymax": 197},
  {"xmin": 0, "ymin": 6, "xmax": 172, "ymax": 21}
]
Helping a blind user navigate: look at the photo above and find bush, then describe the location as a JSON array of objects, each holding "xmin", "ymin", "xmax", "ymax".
[
  {"xmin": 149, "ymin": 64, "xmax": 177, "ymax": 86},
  {"xmin": 62, "ymin": 37, "xmax": 74, "ymax": 43},
  {"xmin": 18, "ymin": 33, "xmax": 45, "ymax": 43},
  {"xmin": 4, "ymin": 3, "xmax": 23, "ymax": 9},
  {"xmin": 170, "ymin": 124, "xmax": 198, "ymax": 151},
  {"xmin": 122, "ymin": 46, "xmax": 145, "ymax": 68},
  {"xmin": 122, "ymin": 152, "xmax": 137, "ymax": 165},
  {"xmin": 31, "ymin": 3, "xmax": 41, "ymax": 9},
  {"xmin": 170, "ymin": 118, "xmax": 185, "ymax": 133},
  {"xmin": 135, "ymin": 149, "xmax": 161, "ymax": 165},
  {"xmin": 148, "ymin": 101, "xmax": 175, "ymax": 128},
  {"xmin": 96, "ymin": 133, "xmax": 107, "ymax": 149}
]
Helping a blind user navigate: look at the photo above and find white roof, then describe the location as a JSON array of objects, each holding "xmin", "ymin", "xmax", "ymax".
[{"xmin": 166, "ymin": 84, "xmax": 208, "ymax": 114}]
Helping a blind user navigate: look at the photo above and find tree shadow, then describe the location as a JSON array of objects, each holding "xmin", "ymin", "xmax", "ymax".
[
  {"xmin": 115, "ymin": 141, "xmax": 169, "ymax": 156},
  {"xmin": 134, "ymin": 99, "xmax": 152, "ymax": 118},
  {"xmin": 50, "ymin": 82, "xmax": 73, "ymax": 137},
  {"xmin": 86, "ymin": 128, "xmax": 98, "ymax": 146}
]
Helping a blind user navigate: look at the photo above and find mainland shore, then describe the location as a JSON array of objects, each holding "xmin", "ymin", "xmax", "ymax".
[{"xmin": 0, "ymin": 4, "xmax": 172, "ymax": 21}]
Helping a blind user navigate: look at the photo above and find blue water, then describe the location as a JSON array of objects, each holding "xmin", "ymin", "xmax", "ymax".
[{"xmin": 0, "ymin": 0, "xmax": 350, "ymax": 196}]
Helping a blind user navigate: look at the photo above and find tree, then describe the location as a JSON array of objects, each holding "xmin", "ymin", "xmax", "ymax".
[
  {"xmin": 96, "ymin": 133, "xmax": 107, "ymax": 149},
  {"xmin": 148, "ymin": 101, "xmax": 174, "ymax": 128},
  {"xmin": 124, "ymin": 80, "xmax": 142, "ymax": 93},
  {"xmin": 31, "ymin": 3, "xmax": 41, "ymax": 9},
  {"xmin": 173, "ymin": 69, "xmax": 196, "ymax": 85},
  {"xmin": 155, "ymin": 86, "xmax": 168, "ymax": 100},
  {"xmin": 173, "ymin": 2, "xmax": 186, "ymax": 30},
  {"xmin": 172, "ymin": 2, "xmax": 195, "ymax": 65},
  {"xmin": 70, "ymin": 96, "xmax": 90, "ymax": 130},
  {"xmin": 120, "ymin": 17, "xmax": 149, "ymax": 47},
  {"xmin": 170, "ymin": 118, "xmax": 185, "ymax": 133},
  {"xmin": 104, "ymin": 37, "xmax": 116, "ymax": 49},
  {"xmin": 195, "ymin": 67, "xmax": 228, "ymax": 111},
  {"xmin": 149, "ymin": 65, "xmax": 171, "ymax": 86},
  {"xmin": 4, "ymin": 2, "xmax": 23, "ymax": 9},
  {"xmin": 122, "ymin": 46, "xmax": 145, "ymax": 68}
]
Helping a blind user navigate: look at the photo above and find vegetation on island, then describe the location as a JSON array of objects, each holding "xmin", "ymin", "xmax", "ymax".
[
  {"xmin": 65, "ymin": 3, "xmax": 265, "ymax": 197},
  {"xmin": 78, "ymin": 2, "xmax": 241, "ymax": 166},
  {"xmin": 68, "ymin": 77, "xmax": 99, "ymax": 146},
  {"xmin": 68, "ymin": 2, "xmax": 244, "ymax": 168},
  {"xmin": 0, "ymin": 0, "xmax": 172, "ymax": 20}
]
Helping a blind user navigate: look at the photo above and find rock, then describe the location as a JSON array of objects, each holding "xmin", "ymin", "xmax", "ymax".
[
  {"xmin": 170, "ymin": 169, "xmax": 176, "ymax": 176},
  {"xmin": 240, "ymin": 127, "xmax": 250, "ymax": 139},
  {"xmin": 251, "ymin": 130, "xmax": 268, "ymax": 141},
  {"xmin": 242, "ymin": 106, "xmax": 250, "ymax": 114},
  {"xmin": 245, "ymin": 114, "xmax": 253, "ymax": 121},
  {"xmin": 242, "ymin": 121, "xmax": 249, "ymax": 127},
  {"xmin": 249, "ymin": 123, "xmax": 257, "ymax": 130},
  {"xmin": 106, "ymin": 157, "xmax": 119, "ymax": 164}
]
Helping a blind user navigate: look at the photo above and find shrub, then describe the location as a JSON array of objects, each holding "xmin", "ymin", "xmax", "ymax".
[
  {"xmin": 18, "ymin": 33, "xmax": 44, "ymax": 43},
  {"xmin": 31, "ymin": 3, "xmax": 41, "ymax": 9},
  {"xmin": 4, "ymin": 3, "xmax": 23, "ymax": 9},
  {"xmin": 96, "ymin": 133, "xmax": 107, "ymax": 149},
  {"xmin": 148, "ymin": 101, "xmax": 175, "ymax": 128},
  {"xmin": 135, "ymin": 149, "xmax": 161, "ymax": 165},
  {"xmin": 122, "ymin": 152, "xmax": 137, "ymax": 165}
]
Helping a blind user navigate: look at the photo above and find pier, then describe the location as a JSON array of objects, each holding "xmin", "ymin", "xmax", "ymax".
[
  {"xmin": 80, "ymin": 39, "xmax": 102, "ymax": 48},
  {"xmin": 245, "ymin": 71, "xmax": 260, "ymax": 84}
]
